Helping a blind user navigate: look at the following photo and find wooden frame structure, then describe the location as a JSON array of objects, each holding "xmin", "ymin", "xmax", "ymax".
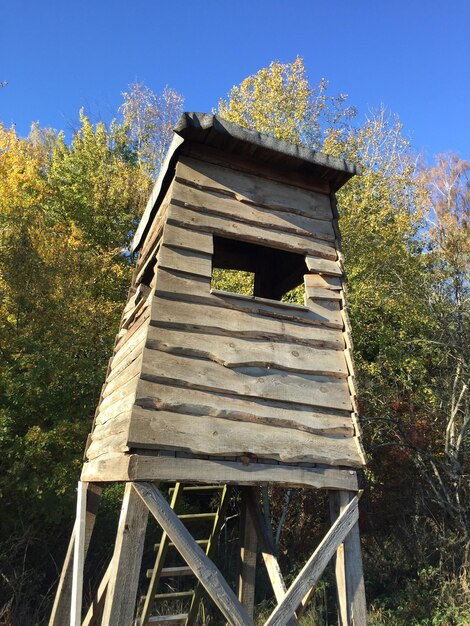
[{"xmin": 50, "ymin": 113, "xmax": 368, "ymax": 625}]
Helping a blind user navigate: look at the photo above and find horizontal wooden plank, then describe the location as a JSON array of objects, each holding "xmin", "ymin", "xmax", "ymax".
[
  {"xmin": 172, "ymin": 178, "xmax": 335, "ymax": 242},
  {"xmin": 135, "ymin": 380, "xmax": 354, "ymax": 436},
  {"xmin": 140, "ymin": 349, "xmax": 352, "ymax": 412},
  {"xmin": 154, "ymin": 267, "xmax": 211, "ymax": 297},
  {"xmin": 305, "ymin": 274, "xmax": 342, "ymax": 290},
  {"xmin": 154, "ymin": 274, "xmax": 342, "ymax": 329},
  {"xmin": 157, "ymin": 244, "xmax": 212, "ymax": 278},
  {"xmin": 177, "ymin": 157, "xmax": 333, "ymax": 221},
  {"xmin": 150, "ymin": 296, "xmax": 344, "ymax": 350},
  {"xmin": 127, "ymin": 407, "xmax": 362, "ymax": 471},
  {"xmin": 146, "ymin": 326, "xmax": 347, "ymax": 378},
  {"xmin": 183, "ymin": 144, "xmax": 331, "ymax": 196},
  {"xmin": 305, "ymin": 255, "xmax": 342, "ymax": 276},
  {"xmin": 167, "ymin": 204, "xmax": 337, "ymax": 260},
  {"xmin": 81, "ymin": 453, "xmax": 359, "ymax": 490},
  {"xmin": 163, "ymin": 222, "xmax": 214, "ymax": 254},
  {"xmin": 305, "ymin": 285, "xmax": 342, "ymax": 301},
  {"xmin": 303, "ymin": 298, "xmax": 343, "ymax": 328}
]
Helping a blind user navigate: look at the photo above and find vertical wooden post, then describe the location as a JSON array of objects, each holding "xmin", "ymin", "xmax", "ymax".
[
  {"xmin": 329, "ymin": 490, "xmax": 367, "ymax": 626},
  {"xmin": 101, "ymin": 482, "xmax": 149, "ymax": 626},
  {"xmin": 238, "ymin": 488, "xmax": 258, "ymax": 618},
  {"xmin": 49, "ymin": 484, "xmax": 101, "ymax": 626},
  {"xmin": 71, "ymin": 481, "xmax": 88, "ymax": 626}
]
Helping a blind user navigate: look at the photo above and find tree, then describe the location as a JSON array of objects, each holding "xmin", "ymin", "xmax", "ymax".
[
  {"xmin": 217, "ymin": 58, "xmax": 470, "ymax": 619},
  {"xmin": 120, "ymin": 81, "xmax": 184, "ymax": 177},
  {"xmin": 218, "ymin": 56, "xmax": 356, "ymax": 148},
  {"xmin": 0, "ymin": 83, "xmax": 177, "ymax": 620}
]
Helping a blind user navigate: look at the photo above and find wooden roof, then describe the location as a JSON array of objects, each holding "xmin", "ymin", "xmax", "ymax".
[{"xmin": 132, "ymin": 112, "xmax": 361, "ymax": 252}]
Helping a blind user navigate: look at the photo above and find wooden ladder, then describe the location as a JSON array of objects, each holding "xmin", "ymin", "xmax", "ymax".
[{"xmin": 135, "ymin": 483, "xmax": 230, "ymax": 626}]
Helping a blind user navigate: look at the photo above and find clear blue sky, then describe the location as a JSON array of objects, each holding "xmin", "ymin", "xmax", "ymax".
[{"xmin": 2, "ymin": 0, "xmax": 469, "ymax": 161}]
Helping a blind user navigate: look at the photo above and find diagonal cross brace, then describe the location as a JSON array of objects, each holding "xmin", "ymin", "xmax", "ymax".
[
  {"xmin": 263, "ymin": 492, "xmax": 362, "ymax": 626},
  {"xmin": 133, "ymin": 482, "xmax": 255, "ymax": 626}
]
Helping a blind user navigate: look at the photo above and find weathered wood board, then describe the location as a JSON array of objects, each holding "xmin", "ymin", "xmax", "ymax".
[
  {"xmin": 176, "ymin": 156, "xmax": 333, "ymax": 221},
  {"xmin": 127, "ymin": 406, "xmax": 361, "ymax": 466},
  {"xmin": 83, "ymin": 144, "xmax": 365, "ymax": 479}
]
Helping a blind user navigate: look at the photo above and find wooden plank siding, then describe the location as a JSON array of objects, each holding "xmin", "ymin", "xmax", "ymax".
[{"xmin": 83, "ymin": 151, "xmax": 365, "ymax": 480}]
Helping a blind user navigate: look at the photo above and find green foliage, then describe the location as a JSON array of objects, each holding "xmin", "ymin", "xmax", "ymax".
[
  {"xmin": 218, "ymin": 58, "xmax": 469, "ymax": 621},
  {"xmin": 0, "ymin": 83, "xmax": 183, "ymax": 620},
  {"xmin": 218, "ymin": 56, "xmax": 356, "ymax": 148}
]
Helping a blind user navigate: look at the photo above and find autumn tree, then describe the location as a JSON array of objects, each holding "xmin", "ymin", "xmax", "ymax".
[
  {"xmin": 120, "ymin": 82, "xmax": 184, "ymax": 177},
  {"xmin": 0, "ymin": 82, "xmax": 183, "ymax": 621},
  {"xmin": 217, "ymin": 59, "xmax": 470, "ymax": 620}
]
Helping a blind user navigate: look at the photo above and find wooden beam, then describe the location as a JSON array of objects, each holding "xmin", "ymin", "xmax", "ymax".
[
  {"xmin": 71, "ymin": 481, "xmax": 87, "ymax": 626},
  {"xmin": 245, "ymin": 489, "xmax": 298, "ymax": 626},
  {"xmin": 82, "ymin": 453, "xmax": 359, "ymax": 492},
  {"xmin": 133, "ymin": 482, "xmax": 255, "ymax": 626},
  {"xmin": 101, "ymin": 483, "xmax": 149, "ymax": 626},
  {"xmin": 81, "ymin": 561, "xmax": 112, "ymax": 626},
  {"xmin": 263, "ymin": 493, "xmax": 361, "ymax": 626},
  {"xmin": 49, "ymin": 485, "xmax": 101, "ymax": 626},
  {"xmin": 238, "ymin": 489, "xmax": 258, "ymax": 617},
  {"xmin": 329, "ymin": 491, "xmax": 349, "ymax": 625},
  {"xmin": 330, "ymin": 491, "xmax": 368, "ymax": 625}
]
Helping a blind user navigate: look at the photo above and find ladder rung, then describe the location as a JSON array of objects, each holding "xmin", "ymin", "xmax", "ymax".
[
  {"xmin": 153, "ymin": 591, "xmax": 194, "ymax": 600},
  {"xmin": 178, "ymin": 513, "xmax": 216, "ymax": 521},
  {"xmin": 146, "ymin": 566, "xmax": 194, "ymax": 578},
  {"xmin": 135, "ymin": 614, "xmax": 188, "ymax": 625},
  {"xmin": 169, "ymin": 485, "xmax": 224, "ymax": 493},
  {"xmin": 155, "ymin": 539, "xmax": 209, "ymax": 550}
]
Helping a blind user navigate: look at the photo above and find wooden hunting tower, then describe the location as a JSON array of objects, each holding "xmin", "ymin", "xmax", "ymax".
[{"xmin": 50, "ymin": 113, "xmax": 368, "ymax": 626}]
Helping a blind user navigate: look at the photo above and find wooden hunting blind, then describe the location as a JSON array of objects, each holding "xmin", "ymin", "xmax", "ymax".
[{"xmin": 50, "ymin": 113, "xmax": 368, "ymax": 626}]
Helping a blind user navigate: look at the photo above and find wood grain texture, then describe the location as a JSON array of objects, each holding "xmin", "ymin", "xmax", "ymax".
[
  {"xmin": 172, "ymin": 177, "xmax": 335, "ymax": 242},
  {"xmin": 238, "ymin": 490, "xmax": 258, "ymax": 617},
  {"xmin": 81, "ymin": 453, "xmax": 359, "ymax": 490},
  {"xmin": 305, "ymin": 255, "xmax": 342, "ymax": 276},
  {"xmin": 182, "ymin": 143, "xmax": 331, "ymax": 196},
  {"xmin": 141, "ymin": 348, "xmax": 352, "ymax": 411},
  {"xmin": 127, "ymin": 406, "xmax": 362, "ymax": 466},
  {"xmin": 134, "ymin": 482, "xmax": 255, "ymax": 626},
  {"xmin": 151, "ymin": 296, "xmax": 344, "ymax": 350},
  {"xmin": 135, "ymin": 381, "xmax": 354, "ymax": 436},
  {"xmin": 176, "ymin": 156, "xmax": 333, "ymax": 220},
  {"xmin": 162, "ymin": 222, "xmax": 213, "ymax": 254},
  {"xmin": 167, "ymin": 204, "xmax": 337, "ymax": 259},
  {"xmin": 157, "ymin": 244, "xmax": 212, "ymax": 278},
  {"xmin": 101, "ymin": 483, "xmax": 148, "ymax": 626},
  {"xmin": 146, "ymin": 326, "xmax": 348, "ymax": 378}
]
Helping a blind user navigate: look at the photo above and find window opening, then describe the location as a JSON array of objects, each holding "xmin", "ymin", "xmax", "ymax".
[{"xmin": 211, "ymin": 236, "xmax": 306, "ymax": 303}]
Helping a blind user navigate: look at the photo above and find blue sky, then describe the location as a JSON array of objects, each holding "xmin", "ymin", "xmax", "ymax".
[{"xmin": 1, "ymin": 0, "xmax": 469, "ymax": 162}]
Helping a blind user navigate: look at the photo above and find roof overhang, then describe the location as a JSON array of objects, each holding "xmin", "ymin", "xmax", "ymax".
[{"xmin": 132, "ymin": 112, "xmax": 361, "ymax": 252}]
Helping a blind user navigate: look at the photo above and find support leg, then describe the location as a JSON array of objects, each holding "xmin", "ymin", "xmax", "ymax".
[
  {"xmin": 49, "ymin": 483, "xmax": 101, "ymax": 626},
  {"xmin": 101, "ymin": 482, "xmax": 149, "ymax": 626},
  {"xmin": 245, "ymin": 488, "xmax": 298, "ymax": 626},
  {"xmin": 330, "ymin": 491, "xmax": 367, "ymax": 626},
  {"xmin": 238, "ymin": 488, "xmax": 258, "ymax": 618}
]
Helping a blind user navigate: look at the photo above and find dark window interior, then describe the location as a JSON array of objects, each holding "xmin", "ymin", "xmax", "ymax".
[{"xmin": 211, "ymin": 236, "xmax": 307, "ymax": 301}]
